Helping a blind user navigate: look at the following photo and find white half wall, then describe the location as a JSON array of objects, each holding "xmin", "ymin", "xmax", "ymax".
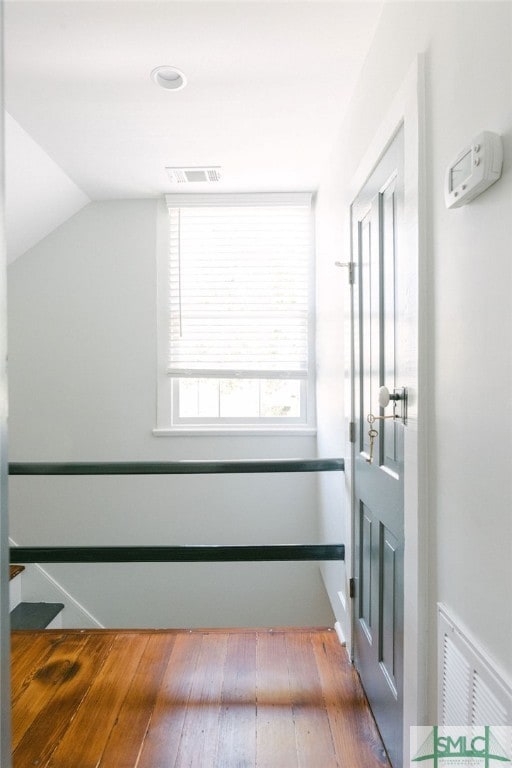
[
  {"xmin": 7, "ymin": 198, "xmax": 334, "ymax": 628},
  {"xmin": 5, "ymin": 112, "xmax": 89, "ymax": 263}
]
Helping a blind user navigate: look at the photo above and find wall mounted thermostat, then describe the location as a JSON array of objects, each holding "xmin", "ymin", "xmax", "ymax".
[{"xmin": 445, "ymin": 131, "xmax": 503, "ymax": 209}]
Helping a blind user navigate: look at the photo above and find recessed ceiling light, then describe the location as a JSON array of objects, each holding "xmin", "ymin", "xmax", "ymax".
[{"xmin": 150, "ymin": 66, "xmax": 187, "ymax": 91}]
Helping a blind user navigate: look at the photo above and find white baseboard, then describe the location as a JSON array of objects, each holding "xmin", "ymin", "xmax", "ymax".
[
  {"xmin": 334, "ymin": 620, "xmax": 346, "ymax": 646},
  {"xmin": 9, "ymin": 537, "xmax": 104, "ymax": 628}
]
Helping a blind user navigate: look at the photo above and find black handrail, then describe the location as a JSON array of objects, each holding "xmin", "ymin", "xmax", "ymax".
[
  {"xmin": 9, "ymin": 458, "xmax": 344, "ymax": 475},
  {"xmin": 9, "ymin": 458, "xmax": 345, "ymax": 563},
  {"xmin": 9, "ymin": 544, "xmax": 344, "ymax": 563}
]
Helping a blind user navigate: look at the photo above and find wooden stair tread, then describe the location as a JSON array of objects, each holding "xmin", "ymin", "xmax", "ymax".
[
  {"xmin": 9, "ymin": 565, "xmax": 25, "ymax": 580},
  {"xmin": 11, "ymin": 602, "xmax": 64, "ymax": 630}
]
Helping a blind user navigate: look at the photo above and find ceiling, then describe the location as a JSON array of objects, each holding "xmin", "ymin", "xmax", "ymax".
[{"xmin": 5, "ymin": 1, "xmax": 383, "ymax": 201}]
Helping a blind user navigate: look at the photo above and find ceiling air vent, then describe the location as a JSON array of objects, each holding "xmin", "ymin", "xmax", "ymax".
[{"xmin": 166, "ymin": 166, "xmax": 222, "ymax": 184}]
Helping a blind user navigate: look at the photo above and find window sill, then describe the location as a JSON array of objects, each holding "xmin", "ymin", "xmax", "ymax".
[{"xmin": 152, "ymin": 426, "xmax": 317, "ymax": 438}]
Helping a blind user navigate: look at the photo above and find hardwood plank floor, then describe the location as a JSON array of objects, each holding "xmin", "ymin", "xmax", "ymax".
[
  {"xmin": 256, "ymin": 631, "xmax": 297, "ymax": 767},
  {"xmin": 11, "ymin": 628, "xmax": 391, "ymax": 768}
]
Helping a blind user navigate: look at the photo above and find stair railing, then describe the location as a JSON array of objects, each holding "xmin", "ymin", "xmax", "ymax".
[{"xmin": 9, "ymin": 458, "xmax": 345, "ymax": 563}]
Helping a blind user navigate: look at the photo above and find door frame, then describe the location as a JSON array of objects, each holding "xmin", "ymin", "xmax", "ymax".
[
  {"xmin": 345, "ymin": 55, "xmax": 428, "ymax": 765},
  {"xmin": 0, "ymin": 2, "xmax": 12, "ymax": 764}
]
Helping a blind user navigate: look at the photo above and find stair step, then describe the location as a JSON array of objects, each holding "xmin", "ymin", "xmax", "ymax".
[
  {"xmin": 10, "ymin": 565, "xmax": 25, "ymax": 611},
  {"xmin": 10, "ymin": 565, "xmax": 25, "ymax": 580},
  {"xmin": 11, "ymin": 602, "xmax": 64, "ymax": 630}
]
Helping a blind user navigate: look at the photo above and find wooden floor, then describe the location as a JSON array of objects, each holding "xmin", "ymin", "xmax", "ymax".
[{"xmin": 11, "ymin": 627, "xmax": 390, "ymax": 768}]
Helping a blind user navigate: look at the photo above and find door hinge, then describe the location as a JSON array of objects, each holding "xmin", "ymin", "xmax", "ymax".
[
  {"xmin": 349, "ymin": 421, "xmax": 356, "ymax": 444},
  {"xmin": 334, "ymin": 261, "xmax": 355, "ymax": 284},
  {"xmin": 349, "ymin": 577, "xmax": 356, "ymax": 599}
]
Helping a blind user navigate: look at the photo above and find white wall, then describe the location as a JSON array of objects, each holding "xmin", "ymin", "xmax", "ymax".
[
  {"xmin": 7, "ymin": 198, "xmax": 334, "ymax": 628},
  {"xmin": 5, "ymin": 113, "xmax": 89, "ymax": 263},
  {"xmin": 315, "ymin": 171, "xmax": 348, "ymax": 637},
  {"xmin": 315, "ymin": 1, "xmax": 512, "ymax": 719}
]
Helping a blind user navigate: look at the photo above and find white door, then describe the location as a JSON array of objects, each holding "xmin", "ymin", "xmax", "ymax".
[{"xmin": 352, "ymin": 125, "xmax": 405, "ymax": 768}]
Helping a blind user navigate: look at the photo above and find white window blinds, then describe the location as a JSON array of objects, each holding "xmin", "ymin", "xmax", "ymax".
[{"xmin": 166, "ymin": 194, "xmax": 312, "ymax": 380}]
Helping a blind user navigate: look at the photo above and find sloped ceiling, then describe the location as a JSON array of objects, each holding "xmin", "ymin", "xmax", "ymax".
[
  {"xmin": 5, "ymin": 113, "xmax": 90, "ymax": 263},
  {"xmin": 4, "ymin": 1, "xmax": 383, "ymax": 259}
]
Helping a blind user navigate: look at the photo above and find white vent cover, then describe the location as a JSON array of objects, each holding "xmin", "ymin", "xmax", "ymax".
[
  {"xmin": 165, "ymin": 167, "xmax": 221, "ymax": 184},
  {"xmin": 438, "ymin": 604, "xmax": 512, "ymax": 726}
]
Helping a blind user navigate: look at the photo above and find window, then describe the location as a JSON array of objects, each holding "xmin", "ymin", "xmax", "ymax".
[{"xmin": 155, "ymin": 193, "xmax": 315, "ymax": 434}]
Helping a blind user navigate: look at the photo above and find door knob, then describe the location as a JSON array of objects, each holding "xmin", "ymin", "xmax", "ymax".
[
  {"xmin": 377, "ymin": 386, "xmax": 407, "ymax": 424},
  {"xmin": 378, "ymin": 386, "xmax": 402, "ymax": 408}
]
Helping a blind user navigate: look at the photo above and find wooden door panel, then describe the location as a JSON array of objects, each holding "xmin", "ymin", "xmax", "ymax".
[
  {"xmin": 380, "ymin": 525, "xmax": 400, "ymax": 697},
  {"xmin": 352, "ymin": 126, "xmax": 404, "ymax": 768},
  {"xmin": 381, "ymin": 176, "xmax": 400, "ymax": 476},
  {"xmin": 359, "ymin": 212, "xmax": 373, "ymax": 460},
  {"xmin": 359, "ymin": 502, "xmax": 374, "ymax": 644}
]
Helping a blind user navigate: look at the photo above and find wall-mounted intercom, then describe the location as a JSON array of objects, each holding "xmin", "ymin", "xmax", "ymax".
[{"xmin": 445, "ymin": 131, "xmax": 503, "ymax": 209}]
